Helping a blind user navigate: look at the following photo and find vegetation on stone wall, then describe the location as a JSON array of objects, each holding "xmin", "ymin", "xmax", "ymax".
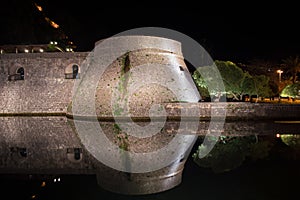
[
  {"xmin": 113, "ymin": 52, "xmax": 131, "ymax": 116},
  {"xmin": 113, "ymin": 124, "xmax": 129, "ymax": 151}
]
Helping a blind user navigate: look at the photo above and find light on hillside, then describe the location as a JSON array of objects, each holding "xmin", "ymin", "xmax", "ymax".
[{"xmin": 34, "ymin": 3, "xmax": 43, "ymax": 12}]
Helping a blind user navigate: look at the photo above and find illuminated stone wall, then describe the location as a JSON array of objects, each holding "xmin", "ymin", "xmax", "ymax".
[
  {"xmin": 1, "ymin": 51, "xmax": 300, "ymax": 120},
  {"xmin": 164, "ymin": 102, "xmax": 300, "ymax": 120},
  {"xmin": 0, "ymin": 52, "xmax": 88, "ymax": 114}
]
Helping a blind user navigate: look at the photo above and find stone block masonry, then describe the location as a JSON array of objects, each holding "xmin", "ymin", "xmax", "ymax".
[
  {"xmin": 1, "ymin": 51, "xmax": 299, "ymax": 121},
  {"xmin": 0, "ymin": 52, "xmax": 88, "ymax": 114},
  {"xmin": 0, "ymin": 52, "xmax": 300, "ymax": 120}
]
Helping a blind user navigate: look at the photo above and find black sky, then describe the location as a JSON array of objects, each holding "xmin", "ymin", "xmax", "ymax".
[{"xmin": 1, "ymin": 0, "xmax": 300, "ymax": 64}]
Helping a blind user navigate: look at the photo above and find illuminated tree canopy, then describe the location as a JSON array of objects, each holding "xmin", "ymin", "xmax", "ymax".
[
  {"xmin": 281, "ymin": 83, "xmax": 300, "ymax": 98},
  {"xmin": 192, "ymin": 60, "xmax": 273, "ymax": 100},
  {"xmin": 282, "ymin": 56, "xmax": 300, "ymax": 83},
  {"xmin": 281, "ymin": 134, "xmax": 300, "ymax": 148}
]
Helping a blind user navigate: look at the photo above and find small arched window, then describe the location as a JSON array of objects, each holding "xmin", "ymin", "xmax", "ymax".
[
  {"xmin": 72, "ymin": 65, "xmax": 79, "ymax": 79},
  {"xmin": 8, "ymin": 67, "xmax": 25, "ymax": 81},
  {"xmin": 17, "ymin": 67, "xmax": 25, "ymax": 80},
  {"xmin": 65, "ymin": 64, "xmax": 80, "ymax": 79}
]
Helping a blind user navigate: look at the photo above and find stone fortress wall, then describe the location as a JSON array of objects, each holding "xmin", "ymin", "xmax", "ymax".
[
  {"xmin": 1, "ymin": 51, "xmax": 300, "ymax": 119},
  {"xmin": 0, "ymin": 52, "xmax": 88, "ymax": 114},
  {"xmin": 0, "ymin": 46, "xmax": 300, "ymax": 195},
  {"xmin": 0, "ymin": 52, "xmax": 95, "ymax": 177}
]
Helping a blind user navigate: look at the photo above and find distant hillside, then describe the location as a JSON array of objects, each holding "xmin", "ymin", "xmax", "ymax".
[{"xmin": 0, "ymin": 0, "xmax": 75, "ymax": 50}]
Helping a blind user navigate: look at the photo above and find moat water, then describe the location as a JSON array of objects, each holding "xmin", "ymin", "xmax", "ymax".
[{"xmin": 1, "ymin": 120, "xmax": 300, "ymax": 200}]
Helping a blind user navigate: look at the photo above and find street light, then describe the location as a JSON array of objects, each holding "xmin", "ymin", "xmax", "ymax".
[{"xmin": 277, "ymin": 69, "xmax": 283, "ymax": 82}]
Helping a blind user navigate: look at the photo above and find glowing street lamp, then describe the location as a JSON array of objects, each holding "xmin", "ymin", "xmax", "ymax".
[{"xmin": 277, "ymin": 69, "xmax": 283, "ymax": 82}]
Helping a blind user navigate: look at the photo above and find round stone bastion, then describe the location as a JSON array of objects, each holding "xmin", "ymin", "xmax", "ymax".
[{"xmin": 67, "ymin": 35, "xmax": 201, "ymax": 195}]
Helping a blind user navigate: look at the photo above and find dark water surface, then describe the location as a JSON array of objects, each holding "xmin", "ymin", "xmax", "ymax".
[{"xmin": 1, "ymin": 131, "xmax": 300, "ymax": 200}]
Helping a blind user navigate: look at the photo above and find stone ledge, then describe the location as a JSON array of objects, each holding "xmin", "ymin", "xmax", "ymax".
[{"xmin": 2, "ymin": 102, "xmax": 300, "ymax": 121}]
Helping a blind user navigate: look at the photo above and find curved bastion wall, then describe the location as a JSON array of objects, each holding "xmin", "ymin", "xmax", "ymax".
[{"xmin": 0, "ymin": 36, "xmax": 203, "ymax": 195}]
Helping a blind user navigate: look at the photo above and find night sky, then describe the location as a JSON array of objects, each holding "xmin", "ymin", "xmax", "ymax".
[{"xmin": 1, "ymin": 0, "xmax": 300, "ymax": 64}]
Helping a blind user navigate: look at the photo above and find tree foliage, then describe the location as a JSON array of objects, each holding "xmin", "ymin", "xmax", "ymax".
[
  {"xmin": 192, "ymin": 60, "xmax": 273, "ymax": 100},
  {"xmin": 281, "ymin": 83, "xmax": 300, "ymax": 98},
  {"xmin": 253, "ymin": 75, "xmax": 273, "ymax": 98},
  {"xmin": 282, "ymin": 56, "xmax": 300, "ymax": 83},
  {"xmin": 281, "ymin": 134, "xmax": 300, "ymax": 149},
  {"xmin": 192, "ymin": 135, "xmax": 273, "ymax": 173},
  {"xmin": 192, "ymin": 62, "xmax": 225, "ymax": 100}
]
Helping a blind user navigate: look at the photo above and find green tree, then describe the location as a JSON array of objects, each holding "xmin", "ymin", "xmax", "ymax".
[
  {"xmin": 193, "ymin": 61, "xmax": 253, "ymax": 100},
  {"xmin": 252, "ymin": 75, "xmax": 273, "ymax": 98},
  {"xmin": 237, "ymin": 72, "xmax": 256, "ymax": 100},
  {"xmin": 192, "ymin": 61, "xmax": 274, "ymax": 101},
  {"xmin": 215, "ymin": 60, "xmax": 245, "ymax": 100},
  {"xmin": 192, "ymin": 62, "xmax": 225, "ymax": 101},
  {"xmin": 282, "ymin": 55, "xmax": 300, "ymax": 83},
  {"xmin": 280, "ymin": 83, "xmax": 300, "ymax": 98}
]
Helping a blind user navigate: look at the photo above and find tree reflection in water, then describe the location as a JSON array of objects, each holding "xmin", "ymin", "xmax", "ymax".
[{"xmin": 193, "ymin": 134, "xmax": 300, "ymax": 173}]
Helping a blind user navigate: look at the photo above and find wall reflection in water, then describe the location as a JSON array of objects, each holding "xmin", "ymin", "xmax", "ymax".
[{"xmin": 0, "ymin": 117, "xmax": 300, "ymax": 199}]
